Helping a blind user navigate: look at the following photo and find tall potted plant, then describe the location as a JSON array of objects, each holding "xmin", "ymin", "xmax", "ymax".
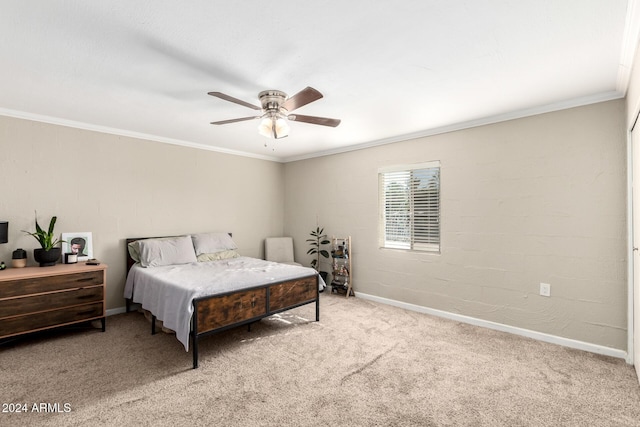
[
  {"xmin": 23, "ymin": 213, "xmax": 65, "ymax": 267},
  {"xmin": 307, "ymin": 226, "xmax": 330, "ymax": 282}
]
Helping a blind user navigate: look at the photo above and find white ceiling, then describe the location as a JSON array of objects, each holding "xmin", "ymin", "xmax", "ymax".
[{"xmin": 0, "ymin": 1, "xmax": 637, "ymax": 162}]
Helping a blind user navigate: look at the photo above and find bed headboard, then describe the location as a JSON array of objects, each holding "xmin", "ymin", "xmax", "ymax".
[{"xmin": 125, "ymin": 233, "xmax": 233, "ymax": 273}]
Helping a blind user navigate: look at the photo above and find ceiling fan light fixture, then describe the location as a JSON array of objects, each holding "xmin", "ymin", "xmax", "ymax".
[
  {"xmin": 257, "ymin": 117, "xmax": 270, "ymax": 138},
  {"xmin": 209, "ymin": 86, "xmax": 338, "ymax": 141},
  {"xmin": 275, "ymin": 117, "xmax": 289, "ymax": 138},
  {"xmin": 258, "ymin": 116, "xmax": 289, "ymax": 139}
]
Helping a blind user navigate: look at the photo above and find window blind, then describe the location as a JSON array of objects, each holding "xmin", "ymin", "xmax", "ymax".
[{"xmin": 379, "ymin": 162, "xmax": 440, "ymax": 252}]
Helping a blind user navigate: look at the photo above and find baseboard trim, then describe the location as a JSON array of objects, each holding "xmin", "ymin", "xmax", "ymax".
[
  {"xmin": 109, "ymin": 294, "xmax": 628, "ymax": 361},
  {"xmin": 355, "ymin": 292, "xmax": 628, "ymax": 361},
  {"xmin": 106, "ymin": 306, "xmax": 128, "ymax": 317}
]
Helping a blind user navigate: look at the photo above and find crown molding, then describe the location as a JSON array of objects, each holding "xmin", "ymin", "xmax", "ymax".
[
  {"xmin": 0, "ymin": 108, "xmax": 281, "ymax": 162},
  {"xmin": 0, "ymin": 89, "xmax": 626, "ymax": 165},
  {"xmin": 282, "ymin": 90, "xmax": 625, "ymax": 163}
]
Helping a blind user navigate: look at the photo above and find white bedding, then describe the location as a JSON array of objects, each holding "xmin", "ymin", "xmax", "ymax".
[{"xmin": 124, "ymin": 257, "xmax": 323, "ymax": 351}]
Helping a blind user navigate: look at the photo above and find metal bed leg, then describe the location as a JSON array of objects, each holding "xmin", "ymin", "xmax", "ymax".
[
  {"xmin": 316, "ymin": 275, "xmax": 320, "ymax": 321},
  {"xmin": 151, "ymin": 314, "xmax": 157, "ymax": 335},
  {"xmin": 247, "ymin": 320, "xmax": 259, "ymax": 332},
  {"xmin": 192, "ymin": 334, "xmax": 199, "ymax": 369},
  {"xmin": 192, "ymin": 300, "xmax": 199, "ymax": 369},
  {"xmin": 101, "ymin": 317, "xmax": 106, "ymax": 332}
]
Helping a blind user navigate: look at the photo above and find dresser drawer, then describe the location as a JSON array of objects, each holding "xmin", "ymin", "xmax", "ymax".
[
  {"xmin": 0, "ymin": 302, "xmax": 103, "ymax": 338},
  {"xmin": 0, "ymin": 286, "xmax": 103, "ymax": 318},
  {"xmin": 0, "ymin": 270, "xmax": 103, "ymax": 298}
]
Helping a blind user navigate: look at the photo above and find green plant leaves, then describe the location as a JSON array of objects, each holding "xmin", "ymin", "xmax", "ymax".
[
  {"xmin": 308, "ymin": 226, "xmax": 330, "ymax": 271},
  {"xmin": 48, "ymin": 216, "xmax": 57, "ymax": 235},
  {"xmin": 23, "ymin": 212, "xmax": 64, "ymax": 250}
]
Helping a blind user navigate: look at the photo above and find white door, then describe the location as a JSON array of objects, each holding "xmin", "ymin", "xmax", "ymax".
[{"xmin": 632, "ymin": 124, "xmax": 640, "ymax": 380}]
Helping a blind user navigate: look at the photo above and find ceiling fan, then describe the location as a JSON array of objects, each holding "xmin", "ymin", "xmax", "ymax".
[{"xmin": 208, "ymin": 86, "xmax": 341, "ymax": 139}]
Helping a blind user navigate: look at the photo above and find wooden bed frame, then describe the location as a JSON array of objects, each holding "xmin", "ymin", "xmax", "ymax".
[{"xmin": 125, "ymin": 236, "xmax": 320, "ymax": 369}]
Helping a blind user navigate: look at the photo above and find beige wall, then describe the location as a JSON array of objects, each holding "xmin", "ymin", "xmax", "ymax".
[
  {"xmin": 0, "ymin": 99, "xmax": 628, "ymax": 350},
  {"xmin": 284, "ymin": 100, "xmax": 627, "ymax": 350},
  {"xmin": 0, "ymin": 116, "xmax": 285, "ymax": 310}
]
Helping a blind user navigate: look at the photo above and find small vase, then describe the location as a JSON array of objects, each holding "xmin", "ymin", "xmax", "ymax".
[
  {"xmin": 34, "ymin": 248, "xmax": 62, "ymax": 267},
  {"xmin": 11, "ymin": 248, "xmax": 27, "ymax": 268}
]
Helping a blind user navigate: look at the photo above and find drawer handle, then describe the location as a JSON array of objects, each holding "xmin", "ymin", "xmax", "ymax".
[
  {"xmin": 78, "ymin": 294, "xmax": 97, "ymax": 299},
  {"xmin": 77, "ymin": 278, "xmax": 95, "ymax": 282}
]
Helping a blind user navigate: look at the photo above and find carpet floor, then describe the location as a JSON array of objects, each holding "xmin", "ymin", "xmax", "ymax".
[{"xmin": 1, "ymin": 292, "xmax": 639, "ymax": 426}]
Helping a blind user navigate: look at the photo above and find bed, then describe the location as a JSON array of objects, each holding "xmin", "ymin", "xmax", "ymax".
[{"xmin": 123, "ymin": 233, "xmax": 321, "ymax": 369}]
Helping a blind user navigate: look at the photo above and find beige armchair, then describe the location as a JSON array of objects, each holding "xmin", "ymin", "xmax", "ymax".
[{"xmin": 264, "ymin": 237, "xmax": 302, "ymax": 266}]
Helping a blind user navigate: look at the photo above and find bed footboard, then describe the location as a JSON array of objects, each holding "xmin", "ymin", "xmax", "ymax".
[{"xmin": 191, "ymin": 273, "xmax": 319, "ymax": 368}]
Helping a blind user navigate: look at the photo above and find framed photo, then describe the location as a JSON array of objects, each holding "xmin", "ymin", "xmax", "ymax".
[{"xmin": 61, "ymin": 232, "xmax": 93, "ymax": 261}]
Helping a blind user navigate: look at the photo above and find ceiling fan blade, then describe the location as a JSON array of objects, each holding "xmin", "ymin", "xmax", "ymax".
[
  {"xmin": 281, "ymin": 87, "xmax": 323, "ymax": 112},
  {"xmin": 208, "ymin": 92, "xmax": 261, "ymax": 110},
  {"xmin": 210, "ymin": 116, "xmax": 261, "ymax": 125},
  {"xmin": 288, "ymin": 114, "xmax": 341, "ymax": 127}
]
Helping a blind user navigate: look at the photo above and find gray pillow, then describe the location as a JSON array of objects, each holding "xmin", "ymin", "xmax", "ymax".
[
  {"xmin": 191, "ymin": 232, "xmax": 237, "ymax": 256},
  {"xmin": 138, "ymin": 235, "xmax": 197, "ymax": 268}
]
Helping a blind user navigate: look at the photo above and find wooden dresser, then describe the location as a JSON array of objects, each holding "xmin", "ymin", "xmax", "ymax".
[{"xmin": 0, "ymin": 262, "xmax": 107, "ymax": 340}]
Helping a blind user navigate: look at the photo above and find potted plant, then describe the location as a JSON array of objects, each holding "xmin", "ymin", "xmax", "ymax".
[
  {"xmin": 307, "ymin": 226, "xmax": 330, "ymax": 283},
  {"xmin": 23, "ymin": 213, "xmax": 65, "ymax": 267}
]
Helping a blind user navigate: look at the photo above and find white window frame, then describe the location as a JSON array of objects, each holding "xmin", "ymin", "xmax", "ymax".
[{"xmin": 378, "ymin": 161, "xmax": 441, "ymax": 253}]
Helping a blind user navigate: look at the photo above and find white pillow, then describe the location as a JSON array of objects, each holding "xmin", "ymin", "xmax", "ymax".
[
  {"xmin": 191, "ymin": 232, "xmax": 237, "ymax": 256},
  {"xmin": 138, "ymin": 235, "xmax": 197, "ymax": 268}
]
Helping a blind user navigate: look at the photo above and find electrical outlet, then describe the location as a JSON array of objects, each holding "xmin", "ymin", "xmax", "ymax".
[{"xmin": 540, "ymin": 282, "xmax": 551, "ymax": 297}]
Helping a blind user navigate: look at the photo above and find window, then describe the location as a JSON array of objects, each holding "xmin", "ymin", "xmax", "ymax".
[{"xmin": 378, "ymin": 161, "xmax": 440, "ymax": 252}]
